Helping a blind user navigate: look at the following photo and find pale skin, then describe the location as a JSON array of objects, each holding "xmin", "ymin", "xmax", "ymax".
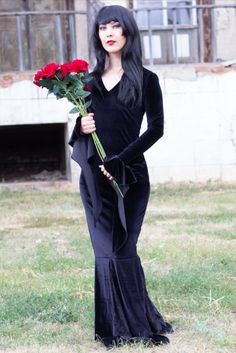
[{"xmin": 80, "ymin": 21, "xmax": 126, "ymax": 181}]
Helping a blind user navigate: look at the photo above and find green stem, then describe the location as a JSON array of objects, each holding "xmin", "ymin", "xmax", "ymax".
[
  {"xmin": 91, "ymin": 133, "xmax": 104, "ymax": 162},
  {"xmin": 112, "ymin": 180, "xmax": 124, "ymax": 198},
  {"xmin": 91, "ymin": 132, "xmax": 106, "ymax": 159}
]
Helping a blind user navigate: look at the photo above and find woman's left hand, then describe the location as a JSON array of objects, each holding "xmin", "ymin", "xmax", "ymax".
[{"xmin": 99, "ymin": 165, "xmax": 114, "ymax": 180}]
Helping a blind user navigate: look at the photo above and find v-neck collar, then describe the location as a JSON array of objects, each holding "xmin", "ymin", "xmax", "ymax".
[{"xmin": 100, "ymin": 75, "xmax": 122, "ymax": 93}]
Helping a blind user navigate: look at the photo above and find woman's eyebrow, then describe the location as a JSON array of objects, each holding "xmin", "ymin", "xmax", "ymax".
[{"xmin": 98, "ymin": 21, "xmax": 120, "ymax": 27}]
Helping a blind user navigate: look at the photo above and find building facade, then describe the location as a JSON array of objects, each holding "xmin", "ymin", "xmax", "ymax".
[{"xmin": 0, "ymin": 0, "xmax": 236, "ymax": 184}]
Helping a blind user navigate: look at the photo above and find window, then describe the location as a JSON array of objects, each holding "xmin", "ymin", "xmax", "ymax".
[
  {"xmin": 133, "ymin": 0, "xmax": 198, "ymax": 64},
  {"xmin": 0, "ymin": 0, "xmax": 74, "ymax": 72}
]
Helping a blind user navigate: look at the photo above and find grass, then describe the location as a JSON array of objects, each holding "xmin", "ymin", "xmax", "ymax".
[{"xmin": 0, "ymin": 181, "xmax": 236, "ymax": 353}]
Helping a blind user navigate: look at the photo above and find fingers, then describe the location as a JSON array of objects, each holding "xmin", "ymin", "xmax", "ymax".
[
  {"xmin": 98, "ymin": 165, "xmax": 114, "ymax": 180},
  {"xmin": 81, "ymin": 113, "xmax": 96, "ymax": 134},
  {"xmin": 84, "ymin": 113, "xmax": 94, "ymax": 120}
]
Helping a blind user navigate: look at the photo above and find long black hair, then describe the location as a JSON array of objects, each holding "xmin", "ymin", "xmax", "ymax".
[{"xmin": 92, "ymin": 5, "xmax": 143, "ymax": 107}]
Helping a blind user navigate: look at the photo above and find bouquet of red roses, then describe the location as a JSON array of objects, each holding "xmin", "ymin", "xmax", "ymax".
[{"xmin": 33, "ymin": 60, "xmax": 123, "ymax": 197}]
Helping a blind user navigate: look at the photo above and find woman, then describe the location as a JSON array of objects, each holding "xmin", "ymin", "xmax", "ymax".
[{"xmin": 69, "ymin": 4, "xmax": 173, "ymax": 348}]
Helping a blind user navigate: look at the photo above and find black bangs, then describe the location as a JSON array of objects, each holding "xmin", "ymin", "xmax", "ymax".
[
  {"xmin": 97, "ymin": 16, "xmax": 119, "ymax": 26},
  {"xmin": 95, "ymin": 6, "xmax": 125, "ymax": 27}
]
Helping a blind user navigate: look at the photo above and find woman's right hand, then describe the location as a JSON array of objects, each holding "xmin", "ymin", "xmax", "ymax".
[{"xmin": 80, "ymin": 113, "xmax": 96, "ymax": 134}]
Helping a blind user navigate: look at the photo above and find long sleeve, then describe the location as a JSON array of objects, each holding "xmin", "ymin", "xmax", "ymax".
[{"xmin": 118, "ymin": 72, "xmax": 164, "ymax": 164}]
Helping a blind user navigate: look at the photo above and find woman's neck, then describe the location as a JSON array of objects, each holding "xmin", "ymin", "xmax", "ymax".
[{"xmin": 107, "ymin": 52, "xmax": 123, "ymax": 73}]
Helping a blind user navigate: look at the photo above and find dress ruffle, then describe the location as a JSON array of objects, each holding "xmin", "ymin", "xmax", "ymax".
[
  {"xmin": 103, "ymin": 154, "xmax": 138, "ymax": 252},
  {"xmin": 103, "ymin": 154, "xmax": 137, "ymax": 189}
]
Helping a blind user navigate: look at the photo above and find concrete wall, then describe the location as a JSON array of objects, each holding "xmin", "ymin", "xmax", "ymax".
[
  {"xmin": 144, "ymin": 65, "xmax": 236, "ymax": 182},
  {"xmin": 1, "ymin": 65, "xmax": 235, "ymax": 184},
  {"xmin": 215, "ymin": 0, "xmax": 236, "ymax": 61}
]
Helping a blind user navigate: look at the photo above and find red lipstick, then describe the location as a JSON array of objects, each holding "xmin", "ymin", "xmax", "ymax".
[{"xmin": 107, "ymin": 40, "xmax": 116, "ymax": 46}]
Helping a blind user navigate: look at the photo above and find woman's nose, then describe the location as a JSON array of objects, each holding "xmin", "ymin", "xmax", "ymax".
[{"xmin": 106, "ymin": 27, "xmax": 113, "ymax": 37}]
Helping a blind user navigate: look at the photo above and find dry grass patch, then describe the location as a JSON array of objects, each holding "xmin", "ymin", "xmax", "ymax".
[{"xmin": 0, "ymin": 181, "xmax": 236, "ymax": 353}]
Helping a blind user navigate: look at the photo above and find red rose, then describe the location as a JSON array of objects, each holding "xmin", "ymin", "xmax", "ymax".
[
  {"xmin": 60, "ymin": 62, "xmax": 72, "ymax": 78},
  {"xmin": 83, "ymin": 83, "xmax": 91, "ymax": 92},
  {"xmin": 70, "ymin": 59, "xmax": 89, "ymax": 73},
  {"xmin": 41, "ymin": 62, "xmax": 59, "ymax": 78},
  {"xmin": 34, "ymin": 70, "xmax": 43, "ymax": 80},
  {"xmin": 33, "ymin": 80, "xmax": 41, "ymax": 87},
  {"xmin": 33, "ymin": 69, "xmax": 44, "ymax": 87}
]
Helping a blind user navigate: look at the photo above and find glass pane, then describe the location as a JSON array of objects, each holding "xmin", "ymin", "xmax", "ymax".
[
  {"xmin": 134, "ymin": 0, "xmax": 163, "ymax": 26},
  {"xmin": 30, "ymin": 15, "xmax": 58, "ymax": 68},
  {"xmin": 0, "ymin": 0, "xmax": 22, "ymax": 70},
  {"xmin": 143, "ymin": 34, "xmax": 162, "ymax": 59},
  {"xmin": 167, "ymin": 0, "xmax": 192, "ymax": 25},
  {"xmin": 172, "ymin": 33, "xmax": 190, "ymax": 57},
  {"xmin": 29, "ymin": 0, "xmax": 68, "ymax": 68}
]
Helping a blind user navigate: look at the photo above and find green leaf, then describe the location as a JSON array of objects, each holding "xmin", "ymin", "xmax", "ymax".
[
  {"xmin": 53, "ymin": 85, "xmax": 61, "ymax": 95},
  {"xmin": 68, "ymin": 74, "xmax": 80, "ymax": 83},
  {"xmin": 68, "ymin": 73, "xmax": 77, "ymax": 79},
  {"xmin": 51, "ymin": 79, "xmax": 64, "ymax": 87},
  {"xmin": 82, "ymin": 73, "xmax": 92, "ymax": 83},
  {"xmin": 73, "ymin": 87, "xmax": 85, "ymax": 97},
  {"xmin": 81, "ymin": 90, "xmax": 91, "ymax": 98},
  {"xmin": 75, "ymin": 81, "xmax": 84, "ymax": 89},
  {"xmin": 47, "ymin": 87, "xmax": 54, "ymax": 95},
  {"xmin": 39, "ymin": 79, "xmax": 54, "ymax": 89},
  {"xmin": 85, "ymin": 100, "xmax": 91, "ymax": 108},
  {"xmin": 63, "ymin": 75, "xmax": 71, "ymax": 85},
  {"xmin": 54, "ymin": 89, "xmax": 66, "ymax": 99},
  {"xmin": 69, "ymin": 107, "xmax": 79, "ymax": 114}
]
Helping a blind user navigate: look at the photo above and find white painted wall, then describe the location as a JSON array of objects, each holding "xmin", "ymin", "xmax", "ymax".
[
  {"xmin": 144, "ymin": 65, "xmax": 236, "ymax": 182},
  {"xmin": 0, "ymin": 66, "xmax": 236, "ymax": 183},
  {"xmin": 0, "ymin": 79, "xmax": 69, "ymax": 125}
]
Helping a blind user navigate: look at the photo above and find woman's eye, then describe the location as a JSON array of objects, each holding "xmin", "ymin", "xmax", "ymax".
[
  {"xmin": 113, "ymin": 24, "xmax": 121, "ymax": 28},
  {"xmin": 99, "ymin": 26, "xmax": 106, "ymax": 31}
]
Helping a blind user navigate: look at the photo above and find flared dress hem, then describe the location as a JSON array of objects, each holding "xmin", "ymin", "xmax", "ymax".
[{"xmin": 95, "ymin": 331, "xmax": 173, "ymax": 348}]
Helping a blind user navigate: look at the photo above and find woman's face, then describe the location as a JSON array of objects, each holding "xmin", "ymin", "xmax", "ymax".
[{"xmin": 98, "ymin": 21, "xmax": 126, "ymax": 55}]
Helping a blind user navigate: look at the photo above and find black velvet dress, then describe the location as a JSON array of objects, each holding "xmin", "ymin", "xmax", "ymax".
[{"xmin": 69, "ymin": 67, "xmax": 173, "ymax": 347}]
